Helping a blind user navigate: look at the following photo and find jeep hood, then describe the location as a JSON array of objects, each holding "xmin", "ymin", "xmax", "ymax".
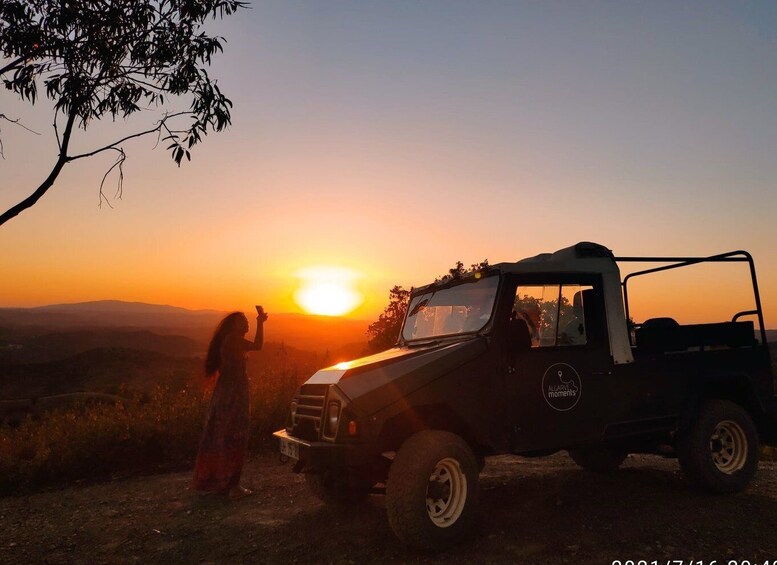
[{"xmin": 304, "ymin": 338, "xmax": 487, "ymax": 414}]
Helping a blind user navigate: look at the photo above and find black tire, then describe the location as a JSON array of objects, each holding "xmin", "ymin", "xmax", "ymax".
[
  {"xmin": 385, "ymin": 430, "xmax": 479, "ymax": 551},
  {"xmin": 305, "ymin": 470, "xmax": 371, "ymax": 505},
  {"xmin": 677, "ymin": 400, "xmax": 759, "ymax": 493},
  {"xmin": 568, "ymin": 446, "xmax": 627, "ymax": 472}
]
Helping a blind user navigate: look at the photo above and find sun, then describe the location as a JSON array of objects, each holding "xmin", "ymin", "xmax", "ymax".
[{"xmin": 293, "ymin": 266, "xmax": 363, "ymax": 316}]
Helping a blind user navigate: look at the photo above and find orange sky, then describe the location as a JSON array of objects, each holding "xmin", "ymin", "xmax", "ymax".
[{"xmin": 1, "ymin": 3, "xmax": 776, "ymax": 328}]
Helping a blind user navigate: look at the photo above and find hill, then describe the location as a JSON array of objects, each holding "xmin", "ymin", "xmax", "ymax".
[
  {"xmin": 0, "ymin": 340, "xmax": 323, "ymax": 401},
  {"xmin": 0, "ymin": 301, "xmax": 224, "ymax": 341},
  {"xmin": 35, "ymin": 300, "xmax": 219, "ymax": 316},
  {"xmin": 0, "ymin": 301, "xmax": 370, "ymax": 353},
  {"xmin": 0, "ymin": 347, "xmax": 199, "ymax": 399},
  {"xmin": 0, "ymin": 301, "xmax": 370, "ymax": 410},
  {"xmin": 0, "ymin": 329, "xmax": 203, "ymax": 364},
  {"xmin": 263, "ymin": 313, "xmax": 369, "ymax": 355}
]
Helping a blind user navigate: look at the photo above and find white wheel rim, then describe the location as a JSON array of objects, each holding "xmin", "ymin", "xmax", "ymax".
[
  {"xmin": 425, "ymin": 457, "xmax": 467, "ymax": 528},
  {"xmin": 710, "ymin": 420, "xmax": 748, "ymax": 474}
]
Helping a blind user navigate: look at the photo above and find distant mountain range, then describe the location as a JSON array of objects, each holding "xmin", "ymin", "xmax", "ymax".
[
  {"xmin": 0, "ymin": 347, "xmax": 201, "ymax": 399},
  {"xmin": 0, "ymin": 329, "xmax": 203, "ymax": 364},
  {"xmin": 0, "ymin": 341, "xmax": 323, "ymax": 401},
  {"xmin": 31, "ymin": 300, "xmax": 222, "ymax": 315},
  {"xmin": 0, "ymin": 300, "xmax": 227, "ymax": 336},
  {"xmin": 0, "ymin": 300, "xmax": 371, "ymax": 403},
  {"xmin": 0, "ymin": 300, "xmax": 371, "ymax": 353}
]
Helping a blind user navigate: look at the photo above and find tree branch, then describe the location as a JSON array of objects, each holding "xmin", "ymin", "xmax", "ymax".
[
  {"xmin": 67, "ymin": 111, "xmax": 190, "ymax": 161},
  {"xmin": 0, "ymin": 110, "xmax": 77, "ymax": 226},
  {"xmin": 0, "ymin": 56, "xmax": 27, "ymax": 76},
  {"xmin": 54, "ymin": 112, "xmax": 62, "ymax": 152},
  {"xmin": 0, "ymin": 114, "xmax": 41, "ymax": 136},
  {"xmin": 97, "ymin": 148, "xmax": 125, "ymax": 208},
  {"xmin": 0, "ymin": 114, "xmax": 42, "ymax": 159}
]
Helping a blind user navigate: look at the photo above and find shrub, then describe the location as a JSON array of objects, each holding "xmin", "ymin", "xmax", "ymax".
[{"xmin": 0, "ymin": 363, "xmax": 309, "ymax": 495}]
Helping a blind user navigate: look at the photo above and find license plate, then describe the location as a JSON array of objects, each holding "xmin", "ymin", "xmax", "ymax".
[{"xmin": 280, "ymin": 437, "xmax": 300, "ymax": 460}]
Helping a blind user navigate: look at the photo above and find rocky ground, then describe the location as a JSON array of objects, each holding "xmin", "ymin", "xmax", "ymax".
[{"xmin": 2, "ymin": 452, "xmax": 777, "ymax": 564}]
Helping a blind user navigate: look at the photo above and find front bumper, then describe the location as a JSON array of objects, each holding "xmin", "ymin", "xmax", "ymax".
[{"xmin": 273, "ymin": 429, "xmax": 369, "ymax": 471}]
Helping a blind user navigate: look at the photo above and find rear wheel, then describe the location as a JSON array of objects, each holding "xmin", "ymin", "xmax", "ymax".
[
  {"xmin": 678, "ymin": 400, "xmax": 759, "ymax": 493},
  {"xmin": 386, "ymin": 430, "xmax": 479, "ymax": 551},
  {"xmin": 568, "ymin": 446, "xmax": 627, "ymax": 472}
]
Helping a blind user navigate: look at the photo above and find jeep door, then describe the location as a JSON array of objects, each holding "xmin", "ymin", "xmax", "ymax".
[{"xmin": 503, "ymin": 275, "xmax": 614, "ymax": 452}]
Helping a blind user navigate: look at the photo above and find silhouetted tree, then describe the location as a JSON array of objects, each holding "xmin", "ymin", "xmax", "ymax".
[
  {"xmin": 0, "ymin": 0, "xmax": 246, "ymax": 225},
  {"xmin": 367, "ymin": 260, "xmax": 490, "ymax": 352},
  {"xmin": 367, "ymin": 285, "xmax": 410, "ymax": 353},
  {"xmin": 435, "ymin": 259, "xmax": 490, "ymax": 283}
]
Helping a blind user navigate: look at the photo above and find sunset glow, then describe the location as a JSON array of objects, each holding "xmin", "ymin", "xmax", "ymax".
[
  {"xmin": 0, "ymin": 3, "xmax": 776, "ymax": 327},
  {"xmin": 293, "ymin": 266, "xmax": 363, "ymax": 317}
]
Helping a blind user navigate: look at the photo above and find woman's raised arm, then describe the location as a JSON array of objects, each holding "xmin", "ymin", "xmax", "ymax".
[{"xmin": 244, "ymin": 305, "xmax": 268, "ymax": 351}]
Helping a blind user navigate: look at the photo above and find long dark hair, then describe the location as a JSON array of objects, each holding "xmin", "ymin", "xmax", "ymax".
[{"xmin": 205, "ymin": 312, "xmax": 246, "ymax": 376}]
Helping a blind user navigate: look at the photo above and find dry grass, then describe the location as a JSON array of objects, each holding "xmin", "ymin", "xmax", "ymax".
[{"xmin": 0, "ymin": 365, "xmax": 307, "ymax": 495}]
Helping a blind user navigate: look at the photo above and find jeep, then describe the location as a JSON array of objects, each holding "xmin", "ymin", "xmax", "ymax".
[{"xmin": 274, "ymin": 242, "xmax": 776, "ymax": 550}]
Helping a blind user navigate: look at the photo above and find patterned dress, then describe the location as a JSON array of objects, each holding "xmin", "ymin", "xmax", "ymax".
[{"xmin": 193, "ymin": 334, "xmax": 251, "ymax": 492}]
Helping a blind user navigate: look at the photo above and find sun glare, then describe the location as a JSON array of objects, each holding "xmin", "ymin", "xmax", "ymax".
[{"xmin": 293, "ymin": 266, "xmax": 363, "ymax": 317}]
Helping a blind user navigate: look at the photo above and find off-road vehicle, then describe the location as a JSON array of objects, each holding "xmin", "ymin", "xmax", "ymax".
[{"xmin": 274, "ymin": 242, "xmax": 776, "ymax": 550}]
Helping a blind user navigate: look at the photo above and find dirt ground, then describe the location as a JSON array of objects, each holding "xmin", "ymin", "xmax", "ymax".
[{"xmin": 2, "ymin": 452, "xmax": 777, "ymax": 564}]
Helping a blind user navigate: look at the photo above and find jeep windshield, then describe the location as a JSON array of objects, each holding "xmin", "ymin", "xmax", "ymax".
[{"xmin": 401, "ymin": 274, "xmax": 500, "ymax": 342}]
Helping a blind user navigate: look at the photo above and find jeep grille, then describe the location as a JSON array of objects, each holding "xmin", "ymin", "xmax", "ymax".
[{"xmin": 289, "ymin": 383, "xmax": 328, "ymax": 441}]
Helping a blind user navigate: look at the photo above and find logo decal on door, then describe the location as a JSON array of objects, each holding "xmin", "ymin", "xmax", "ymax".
[{"xmin": 542, "ymin": 363, "xmax": 582, "ymax": 411}]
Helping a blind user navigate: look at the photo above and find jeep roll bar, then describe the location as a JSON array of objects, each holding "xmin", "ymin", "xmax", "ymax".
[{"xmin": 614, "ymin": 251, "xmax": 767, "ymax": 346}]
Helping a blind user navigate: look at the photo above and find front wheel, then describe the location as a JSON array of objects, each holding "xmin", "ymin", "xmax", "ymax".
[
  {"xmin": 386, "ymin": 430, "xmax": 479, "ymax": 551},
  {"xmin": 677, "ymin": 400, "xmax": 759, "ymax": 493}
]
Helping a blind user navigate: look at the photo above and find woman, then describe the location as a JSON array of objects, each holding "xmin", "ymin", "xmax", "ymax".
[{"xmin": 193, "ymin": 306, "xmax": 268, "ymax": 500}]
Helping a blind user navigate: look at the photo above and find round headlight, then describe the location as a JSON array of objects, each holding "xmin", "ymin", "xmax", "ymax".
[
  {"xmin": 327, "ymin": 401, "xmax": 340, "ymax": 436},
  {"xmin": 290, "ymin": 399, "xmax": 298, "ymax": 423}
]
